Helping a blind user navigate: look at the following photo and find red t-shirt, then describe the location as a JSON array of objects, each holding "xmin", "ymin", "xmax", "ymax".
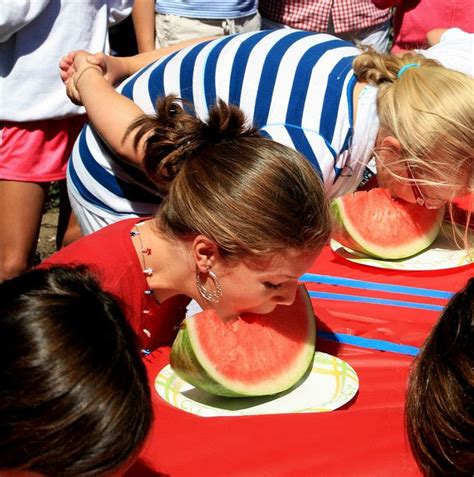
[
  {"xmin": 41, "ymin": 218, "xmax": 189, "ymax": 351},
  {"xmin": 371, "ymin": 0, "xmax": 474, "ymax": 52}
]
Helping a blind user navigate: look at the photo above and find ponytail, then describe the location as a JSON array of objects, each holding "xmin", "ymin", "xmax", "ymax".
[
  {"xmin": 124, "ymin": 95, "xmax": 260, "ymax": 189},
  {"xmin": 353, "ymin": 47, "xmax": 440, "ymax": 85}
]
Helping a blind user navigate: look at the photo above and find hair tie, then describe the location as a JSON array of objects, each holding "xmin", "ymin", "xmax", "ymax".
[{"xmin": 397, "ymin": 63, "xmax": 420, "ymax": 78}]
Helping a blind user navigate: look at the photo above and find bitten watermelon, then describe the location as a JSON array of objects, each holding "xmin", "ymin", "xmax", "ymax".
[
  {"xmin": 170, "ymin": 284, "xmax": 316, "ymax": 397},
  {"xmin": 331, "ymin": 188, "xmax": 445, "ymax": 259}
]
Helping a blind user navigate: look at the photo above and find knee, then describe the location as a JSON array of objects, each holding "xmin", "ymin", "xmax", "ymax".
[{"xmin": 0, "ymin": 254, "xmax": 31, "ymax": 282}]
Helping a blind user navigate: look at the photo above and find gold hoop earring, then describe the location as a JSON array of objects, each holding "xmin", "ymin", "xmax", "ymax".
[{"xmin": 195, "ymin": 270, "xmax": 222, "ymax": 303}]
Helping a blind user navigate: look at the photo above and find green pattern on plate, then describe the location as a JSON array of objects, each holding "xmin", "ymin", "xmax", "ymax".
[{"xmin": 155, "ymin": 352, "xmax": 359, "ymax": 417}]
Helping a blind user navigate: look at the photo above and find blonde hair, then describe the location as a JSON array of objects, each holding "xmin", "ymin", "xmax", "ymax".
[
  {"xmin": 126, "ymin": 95, "xmax": 331, "ymax": 260},
  {"xmin": 353, "ymin": 49, "xmax": 474, "ymax": 244}
]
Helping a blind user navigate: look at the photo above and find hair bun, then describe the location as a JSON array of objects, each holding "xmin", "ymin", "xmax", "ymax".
[
  {"xmin": 203, "ymin": 99, "xmax": 260, "ymax": 143},
  {"xmin": 125, "ymin": 95, "xmax": 261, "ymax": 189}
]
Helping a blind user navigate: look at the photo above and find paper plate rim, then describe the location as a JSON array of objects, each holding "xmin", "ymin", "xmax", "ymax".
[
  {"xmin": 330, "ymin": 233, "xmax": 473, "ymax": 272},
  {"xmin": 155, "ymin": 351, "xmax": 359, "ymax": 417}
]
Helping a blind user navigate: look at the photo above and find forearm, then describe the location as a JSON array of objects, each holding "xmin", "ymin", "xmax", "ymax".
[
  {"xmin": 370, "ymin": 0, "xmax": 400, "ymax": 8},
  {"xmin": 119, "ymin": 35, "xmax": 217, "ymax": 77},
  {"xmin": 75, "ymin": 68, "xmax": 146, "ymax": 167},
  {"xmin": 132, "ymin": 0, "xmax": 156, "ymax": 53}
]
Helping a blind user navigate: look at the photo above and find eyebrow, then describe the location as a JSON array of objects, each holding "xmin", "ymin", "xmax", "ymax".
[{"xmin": 265, "ymin": 274, "xmax": 299, "ymax": 280}]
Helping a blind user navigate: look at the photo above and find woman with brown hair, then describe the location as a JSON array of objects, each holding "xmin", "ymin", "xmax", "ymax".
[
  {"xmin": 41, "ymin": 94, "xmax": 331, "ymax": 352},
  {"xmin": 406, "ymin": 278, "xmax": 474, "ymax": 477},
  {"xmin": 0, "ymin": 265, "xmax": 152, "ymax": 476}
]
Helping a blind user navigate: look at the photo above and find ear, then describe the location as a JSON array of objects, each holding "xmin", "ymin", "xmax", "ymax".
[
  {"xmin": 377, "ymin": 136, "xmax": 402, "ymax": 161},
  {"xmin": 378, "ymin": 136, "xmax": 401, "ymax": 166},
  {"xmin": 191, "ymin": 235, "xmax": 219, "ymax": 273}
]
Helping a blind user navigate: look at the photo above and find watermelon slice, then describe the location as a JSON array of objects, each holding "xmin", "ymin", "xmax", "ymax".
[
  {"xmin": 331, "ymin": 188, "xmax": 445, "ymax": 259},
  {"xmin": 170, "ymin": 284, "xmax": 316, "ymax": 397}
]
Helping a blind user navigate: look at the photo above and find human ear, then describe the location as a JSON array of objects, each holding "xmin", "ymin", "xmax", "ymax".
[
  {"xmin": 192, "ymin": 235, "xmax": 218, "ymax": 273},
  {"xmin": 376, "ymin": 135, "xmax": 402, "ymax": 171}
]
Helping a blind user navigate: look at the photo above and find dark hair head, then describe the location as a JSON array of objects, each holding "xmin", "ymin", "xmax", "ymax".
[
  {"xmin": 406, "ymin": 278, "xmax": 474, "ymax": 476},
  {"xmin": 0, "ymin": 266, "xmax": 152, "ymax": 476},
  {"xmin": 126, "ymin": 95, "xmax": 331, "ymax": 260}
]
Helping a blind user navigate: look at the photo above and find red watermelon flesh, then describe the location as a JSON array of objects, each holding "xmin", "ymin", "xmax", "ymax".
[
  {"xmin": 170, "ymin": 284, "xmax": 316, "ymax": 397},
  {"xmin": 331, "ymin": 188, "xmax": 445, "ymax": 259}
]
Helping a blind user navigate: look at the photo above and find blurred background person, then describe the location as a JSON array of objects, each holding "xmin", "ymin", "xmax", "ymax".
[
  {"xmin": 132, "ymin": 0, "xmax": 261, "ymax": 52},
  {"xmin": 259, "ymin": 0, "xmax": 392, "ymax": 51}
]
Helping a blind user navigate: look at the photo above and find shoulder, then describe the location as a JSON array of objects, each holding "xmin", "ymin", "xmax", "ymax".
[
  {"xmin": 42, "ymin": 218, "xmax": 140, "ymax": 269},
  {"xmin": 40, "ymin": 218, "xmax": 146, "ymax": 296},
  {"xmin": 419, "ymin": 28, "xmax": 474, "ymax": 77}
]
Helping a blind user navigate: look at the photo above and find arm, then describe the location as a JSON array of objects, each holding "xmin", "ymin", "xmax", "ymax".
[
  {"xmin": 69, "ymin": 56, "xmax": 149, "ymax": 168},
  {"xmin": 132, "ymin": 0, "xmax": 156, "ymax": 53},
  {"xmin": 60, "ymin": 36, "xmax": 217, "ymax": 87},
  {"xmin": 0, "ymin": 0, "xmax": 50, "ymax": 42},
  {"xmin": 426, "ymin": 28, "xmax": 448, "ymax": 46},
  {"xmin": 120, "ymin": 35, "xmax": 218, "ymax": 75},
  {"xmin": 370, "ymin": 0, "xmax": 400, "ymax": 8}
]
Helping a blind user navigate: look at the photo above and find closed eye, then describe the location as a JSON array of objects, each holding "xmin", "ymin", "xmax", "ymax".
[{"xmin": 263, "ymin": 281, "xmax": 282, "ymax": 290}]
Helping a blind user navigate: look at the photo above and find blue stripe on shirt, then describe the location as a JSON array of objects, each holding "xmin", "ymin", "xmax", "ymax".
[
  {"xmin": 79, "ymin": 129, "xmax": 161, "ymax": 204},
  {"xmin": 121, "ymin": 62, "xmax": 156, "ymax": 100},
  {"xmin": 204, "ymin": 35, "xmax": 237, "ymax": 108},
  {"xmin": 229, "ymin": 30, "xmax": 274, "ymax": 107},
  {"xmin": 253, "ymin": 30, "xmax": 312, "ymax": 128},
  {"xmin": 285, "ymin": 125, "xmax": 325, "ymax": 177},
  {"xmin": 148, "ymin": 51, "xmax": 181, "ymax": 105},
  {"xmin": 179, "ymin": 40, "xmax": 213, "ymax": 104},
  {"xmin": 319, "ymin": 55, "xmax": 354, "ymax": 143},
  {"xmin": 286, "ymin": 40, "xmax": 354, "ymax": 128}
]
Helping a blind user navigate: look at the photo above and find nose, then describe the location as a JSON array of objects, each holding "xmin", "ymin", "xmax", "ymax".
[{"xmin": 274, "ymin": 282, "xmax": 298, "ymax": 306}]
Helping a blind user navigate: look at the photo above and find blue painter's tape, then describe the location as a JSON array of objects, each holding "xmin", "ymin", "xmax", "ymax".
[
  {"xmin": 317, "ymin": 330, "xmax": 420, "ymax": 356},
  {"xmin": 302, "ymin": 273, "xmax": 453, "ymax": 300},
  {"xmin": 309, "ymin": 291, "xmax": 444, "ymax": 311}
]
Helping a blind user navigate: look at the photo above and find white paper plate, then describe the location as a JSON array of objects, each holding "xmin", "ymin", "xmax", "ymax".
[
  {"xmin": 331, "ymin": 226, "xmax": 473, "ymax": 271},
  {"xmin": 155, "ymin": 352, "xmax": 359, "ymax": 417}
]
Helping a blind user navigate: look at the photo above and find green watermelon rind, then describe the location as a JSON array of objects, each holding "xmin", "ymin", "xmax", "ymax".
[
  {"xmin": 170, "ymin": 285, "xmax": 316, "ymax": 397},
  {"xmin": 170, "ymin": 324, "xmax": 247, "ymax": 397},
  {"xmin": 331, "ymin": 197, "xmax": 444, "ymax": 260}
]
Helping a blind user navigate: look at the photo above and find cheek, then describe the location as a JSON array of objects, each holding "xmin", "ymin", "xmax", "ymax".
[{"xmin": 376, "ymin": 168, "xmax": 416, "ymax": 203}]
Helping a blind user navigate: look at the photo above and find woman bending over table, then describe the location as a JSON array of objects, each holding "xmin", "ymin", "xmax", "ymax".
[
  {"xmin": 60, "ymin": 28, "xmax": 473, "ymax": 235},
  {"xmin": 42, "ymin": 95, "xmax": 331, "ymax": 353}
]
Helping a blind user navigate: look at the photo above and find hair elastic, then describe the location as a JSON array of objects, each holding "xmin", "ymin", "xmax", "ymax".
[{"xmin": 397, "ymin": 63, "xmax": 420, "ymax": 78}]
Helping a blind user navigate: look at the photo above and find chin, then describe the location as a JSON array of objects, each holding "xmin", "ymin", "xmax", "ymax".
[{"xmin": 244, "ymin": 303, "xmax": 278, "ymax": 315}]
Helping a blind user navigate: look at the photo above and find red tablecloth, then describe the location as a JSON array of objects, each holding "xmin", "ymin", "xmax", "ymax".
[{"xmin": 125, "ymin": 246, "xmax": 473, "ymax": 477}]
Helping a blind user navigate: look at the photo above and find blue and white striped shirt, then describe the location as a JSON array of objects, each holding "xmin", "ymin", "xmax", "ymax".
[{"xmin": 68, "ymin": 30, "xmax": 371, "ymax": 220}]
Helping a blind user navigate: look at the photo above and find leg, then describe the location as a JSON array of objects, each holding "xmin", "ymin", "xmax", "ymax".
[
  {"xmin": 57, "ymin": 179, "xmax": 82, "ymax": 248},
  {"xmin": 0, "ymin": 180, "xmax": 49, "ymax": 281}
]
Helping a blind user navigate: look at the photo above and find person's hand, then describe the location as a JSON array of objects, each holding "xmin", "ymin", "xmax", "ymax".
[
  {"xmin": 63, "ymin": 52, "xmax": 104, "ymax": 105},
  {"xmin": 83, "ymin": 52, "xmax": 128, "ymax": 86},
  {"xmin": 59, "ymin": 50, "xmax": 94, "ymax": 84},
  {"xmin": 61, "ymin": 50, "xmax": 127, "ymax": 85}
]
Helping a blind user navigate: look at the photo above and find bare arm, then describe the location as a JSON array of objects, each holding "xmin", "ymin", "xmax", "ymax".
[
  {"xmin": 60, "ymin": 36, "xmax": 217, "ymax": 87},
  {"xmin": 426, "ymin": 28, "xmax": 448, "ymax": 46},
  {"xmin": 123, "ymin": 35, "xmax": 217, "ymax": 75},
  {"xmin": 132, "ymin": 0, "xmax": 156, "ymax": 53},
  {"xmin": 69, "ymin": 56, "xmax": 148, "ymax": 168}
]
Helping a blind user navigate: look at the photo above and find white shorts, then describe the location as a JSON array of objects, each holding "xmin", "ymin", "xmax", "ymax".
[{"xmin": 155, "ymin": 11, "xmax": 261, "ymax": 48}]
